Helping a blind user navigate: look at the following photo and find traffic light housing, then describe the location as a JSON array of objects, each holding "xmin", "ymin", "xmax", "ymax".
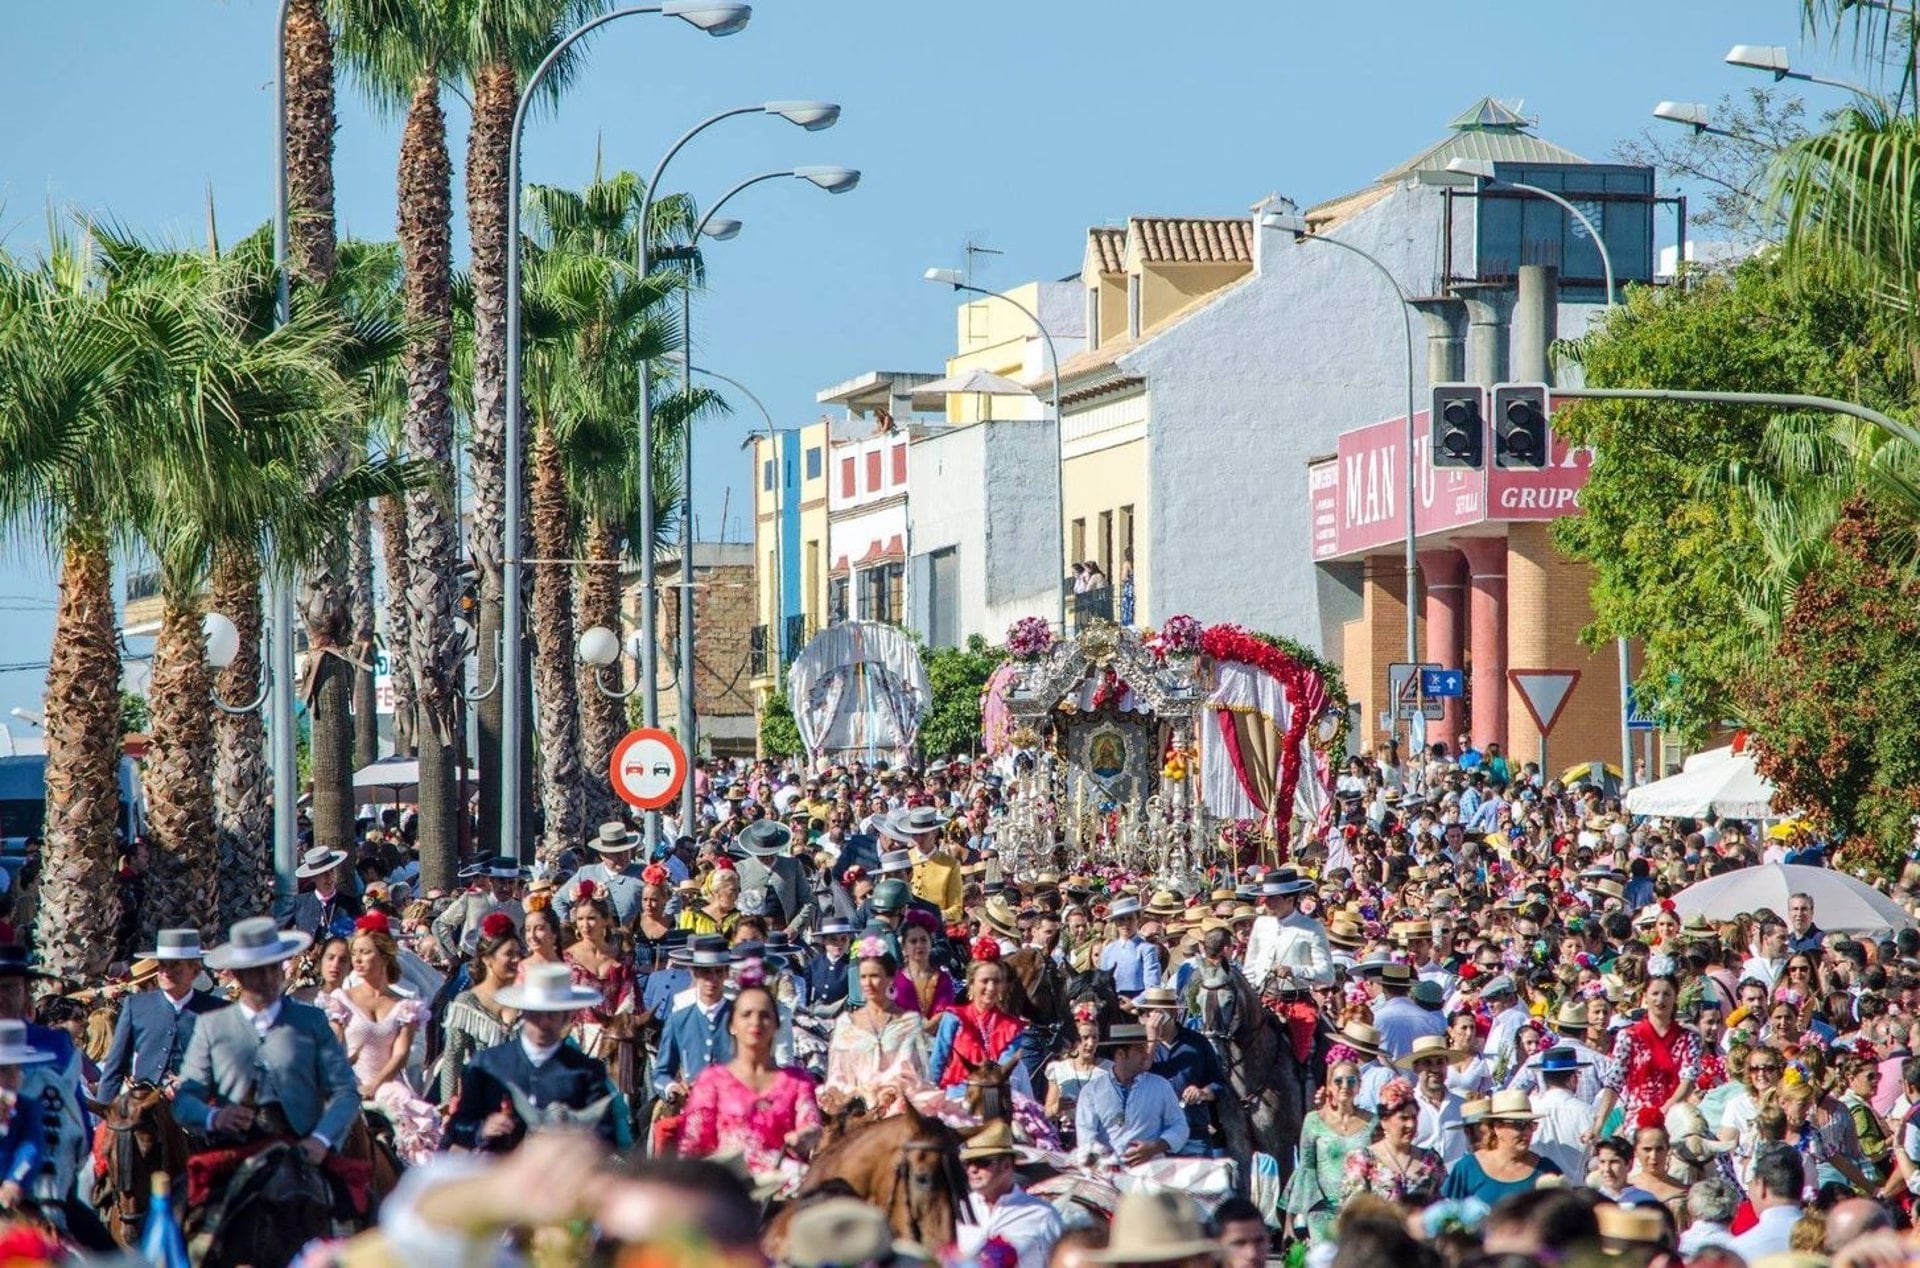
[
  {"xmin": 1431, "ymin": 384, "xmax": 1484, "ymax": 470},
  {"xmin": 1493, "ymin": 382, "xmax": 1550, "ymax": 470}
]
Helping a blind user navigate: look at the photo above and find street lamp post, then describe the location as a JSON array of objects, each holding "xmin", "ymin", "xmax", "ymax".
[
  {"xmin": 1260, "ymin": 213, "xmax": 1419, "ymax": 677},
  {"xmin": 920, "ymin": 271, "xmax": 1066, "ymax": 631},
  {"xmin": 1724, "ymin": 44, "xmax": 1873, "ymax": 94},
  {"xmin": 269, "ymin": 0, "xmax": 299, "ymax": 913},
  {"xmin": 632, "ymin": 107, "xmax": 842, "ymax": 856},
  {"xmin": 501, "ymin": 2, "xmax": 751, "ymax": 864},
  {"xmin": 1446, "ymin": 157, "xmax": 1635, "ymax": 787},
  {"xmin": 669, "ymin": 170, "xmax": 857, "ymax": 837}
]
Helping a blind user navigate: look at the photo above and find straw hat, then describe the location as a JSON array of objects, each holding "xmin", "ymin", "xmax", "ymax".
[
  {"xmin": 785, "ymin": 1197, "xmax": 892, "ymax": 1268},
  {"xmin": 1482, "ymin": 1089, "xmax": 1541, "ymax": 1121},
  {"xmin": 1550, "ymin": 998, "xmax": 1593, "ymax": 1033},
  {"xmin": 1086, "ymin": 1190, "xmax": 1219, "ymax": 1263},
  {"xmin": 1395, "ymin": 1034, "xmax": 1468, "ymax": 1070},
  {"xmin": 979, "ymin": 895, "xmax": 1020, "ymax": 939},
  {"xmin": 1145, "ymin": 890, "xmax": 1185, "ymax": 919},
  {"xmin": 1451, "ymin": 1097, "xmax": 1492, "ymax": 1127},
  {"xmin": 1327, "ymin": 915, "xmax": 1365, "ymax": 949},
  {"xmin": 959, "ymin": 1120, "xmax": 1017, "ymax": 1164},
  {"xmin": 1596, "ymin": 1203, "xmax": 1668, "ymax": 1250},
  {"xmin": 1334, "ymin": 1021, "xmax": 1386, "ymax": 1059},
  {"xmin": 1133, "ymin": 987, "xmax": 1181, "ymax": 1012}
]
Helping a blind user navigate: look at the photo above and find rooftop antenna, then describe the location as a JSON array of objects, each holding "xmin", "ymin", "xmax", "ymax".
[{"xmin": 961, "ymin": 235, "xmax": 1003, "ymax": 287}]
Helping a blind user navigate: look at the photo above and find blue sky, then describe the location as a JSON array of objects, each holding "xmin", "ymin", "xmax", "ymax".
[{"xmin": 0, "ymin": 0, "xmax": 1873, "ymax": 714}]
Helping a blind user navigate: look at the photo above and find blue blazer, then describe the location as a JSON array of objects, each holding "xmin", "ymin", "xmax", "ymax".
[
  {"xmin": 444, "ymin": 1039, "xmax": 617, "ymax": 1153},
  {"xmin": 98, "ymin": 989, "xmax": 229, "ymax": 1103},
  {"xmin": 0, "ymin": 1093, "xmax": 43, "ymax": 1187},
  {"xmin": 651, "ymin": 1000, "xmax": 734, "ymax": 1097}
]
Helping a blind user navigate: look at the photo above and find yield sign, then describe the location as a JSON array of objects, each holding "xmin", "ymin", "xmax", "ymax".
[{"xmin": 1507, "ymin": 668, "xmax": 1581, "ymax": 736}]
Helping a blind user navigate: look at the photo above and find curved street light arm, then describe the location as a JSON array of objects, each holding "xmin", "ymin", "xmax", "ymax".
[
  {"xmin": 593, "ymin": 661, "xmax": 644, "ymax": 700},
  {"xmin": 212, "ymin": 680, "xmax": 271, "ymax": 716},
  {"xmin": 460, "ymin": 630, "xmax": 506, "ymax": 704}
]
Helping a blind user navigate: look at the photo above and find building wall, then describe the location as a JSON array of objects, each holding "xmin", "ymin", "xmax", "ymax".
[
  {"xmin": 1060, "ymin": 416, "xmax": 1148, "ymax": 616},
  {"xmin": 1503, "ymin": 521, "xmax": 1621, "ymax": 772},
  {"xmin": 907, "ymin": 420, "xmax": 1058, "ymax": 644},
  {"xmin": 641, "ymin": 547, "xmax": 758, "ymax": 757},
  {"xmin": 1138, "ymin": 262, "xmax": 1249, "ymax": 333},
  {"xmin": 941, "ymin": 281, "xmax": 1085, "ymax": 423}
]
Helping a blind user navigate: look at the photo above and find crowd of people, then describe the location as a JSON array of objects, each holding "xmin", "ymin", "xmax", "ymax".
[{"xmin": 5, "ymin": 741, "xmax": 1920, "ymax": 1268}]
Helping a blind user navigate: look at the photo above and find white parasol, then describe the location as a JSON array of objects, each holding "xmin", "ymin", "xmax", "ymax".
[
  {"xmin": 1623, "ymin": 745, "xmax": 1776, "ymax": 820},
  {"xmin": 352, "ymin": 756, "xmax": 480, "ymax": 801},
  {"xmin": 1669, "ymin": 863, "xmax": 1914, "ymax": 935}
]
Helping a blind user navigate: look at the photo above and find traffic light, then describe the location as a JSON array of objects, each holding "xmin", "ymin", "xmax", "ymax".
[
  {"xmin": 1431, "ymin": 384, "xmax": 1484, "ymax": 470},
  {"xmin": 1492, "ymin": 382, "xmax": 1550, "ymax": 470}
]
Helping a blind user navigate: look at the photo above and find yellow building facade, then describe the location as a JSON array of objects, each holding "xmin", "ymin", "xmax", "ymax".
[{"xmin": 748, "ymin": 417, "xmax": 832, "ymax": 706}]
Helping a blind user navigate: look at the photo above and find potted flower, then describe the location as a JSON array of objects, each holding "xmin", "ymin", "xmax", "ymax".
[
  {"xmin": 1006, "ymin": 615, "xmax": 1054, "ymax": 661},
  {"xmin": 1159, "ymin": 613, "xmax": 1203, "ymax": 659}
]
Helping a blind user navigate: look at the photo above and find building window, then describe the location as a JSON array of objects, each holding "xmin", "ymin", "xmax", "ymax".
[
  {"xmin": 890, "ymin": 443, "xmax": 907, "ymax": 486},
  {"xmin": 1119, "ymin": 504, "xmax": 1135, "ymax": 561},
  {"xmin": 928, "ymin": 547, "xmax": 959, "ymax": 649},
  {"xmin": 865, "ymin": 450, "xmax": 882, "ymax": 492},
  {"xmin": 1087, "ymin": 288, "xmax": 1100, "ymax": 347},
  {"xmin": 828, "ymin": 576, "xmax": 849, "ymax": 625},
  {"xmin": 762, "ymin": 458, "xmax": 774, "ymax": 491},
  {"xmin": 1127, "ymin": 274, "xmax": 1141, "ymax": 339},
  {"xmin": 1098, "ymin": 510, "xmax": 1114, "ymax": 575},
  {"xmin": 805, "ymin": 446, "xmax": 822, "ymax": 480},
  {"xmin": 805, "ymin": 540, "xmax": 821, "ymax": 619},
  {"xmin": 841, "ymin": 456, "xmax": 855, "ymax": 500},
  {"xmin": 857, "ymin": 562, "xmax": 904, "ymax": 624},
  {"xmin": 1070, "ymin": 518, "xmax": 1086, "ymax": 569}
]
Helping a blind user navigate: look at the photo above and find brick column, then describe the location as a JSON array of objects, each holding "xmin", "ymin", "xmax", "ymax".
[
  {"xmin": 1505, "ymin": 522, "xmax": 1619, "ymax": 777},
  {"xmin": 1454, "ymin": 536, "xmax": 1507, "ymax": 752},
  {"xmin": 1418, "ymin": 548, "xmax": 1466, "ymax": 741},
  {"xmin": 1357, "ymin": 555, "xmax": 1417, "ymax": 747}
]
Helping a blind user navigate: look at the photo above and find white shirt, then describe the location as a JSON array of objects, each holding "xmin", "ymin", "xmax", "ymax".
[
  {"xmin": 521, "ymin": 1035, "xmax": 564, "ymax": 1067},
  {"xmin": 1741, "ymin": 954, "xmax": 1784, "ymax": 990},
  {"xmin": 1414, "ymin": 1087, "xmax": 1466, "ymax": 1165},
  {"xmin": 1530, "ymin": 1085, "xmax": 1594, "ymax": 1180},
  {"xmin": 958, "ymin": 1187, "xmax": 1063, "ymax": 1268},
  {"xmin": 237, "ymin": 996, "xmax": 284, "ymax": 1038},
  {"xmin": 1242, "ymin": 911, "xmax": 1333, "ymax": 991},
  {"xmin": 1731, "ymin": 1204, "xmax": 1802, "ymax": 1261}
]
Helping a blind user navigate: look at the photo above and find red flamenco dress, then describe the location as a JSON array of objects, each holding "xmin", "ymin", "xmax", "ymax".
[
  {"xmin": 927, "ymin": 1003, "xmax": 1028, "ymax": 1089},
  {"xmin": 1603, "ymin": 1015, "xmax": 1700, "ymax": 1127}
]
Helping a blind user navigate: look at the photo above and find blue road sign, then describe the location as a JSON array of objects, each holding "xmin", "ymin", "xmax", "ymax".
[
  {"xmin": 1421, "ymin": 668, "xmax": 1465, "ymax": 698},
  {"xmin": 1625, "ymin": 684, "xmax": 1657, "ymax": 732}
]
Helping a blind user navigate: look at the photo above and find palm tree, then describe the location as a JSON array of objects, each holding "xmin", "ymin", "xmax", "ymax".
[
  {"xmin": 95, "ymin": 224, "xmax": 415, "ymax": 936},
  {"xmin": 462, "ymin": 0, "xmax": 600, "ymax": 858},
  {"xmin": 0, "ymin": 234, "xmax": 143, "ymax": 978},
  {"xmin": 334, "ymin": 0, "xmax": 468, "ymax": 890}
]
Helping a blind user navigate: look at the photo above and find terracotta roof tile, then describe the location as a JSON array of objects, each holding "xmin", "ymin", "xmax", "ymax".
[
  {"xmin": 1088, "ymin": 227, "xmax": 1126, "ymax": 275},
  {"xmin": 1128, "ymin": 217, "xmax": 1253, "ymax": 265}
]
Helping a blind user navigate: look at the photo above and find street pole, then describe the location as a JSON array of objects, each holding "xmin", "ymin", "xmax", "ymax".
[
  {"xmin": 269, "ymin": 0, "xmax": 297, "ymax": 915},
  {"xmin": 504, "ymin": 4, "xmax": 750, "ymax": 862},
  {"xmin": 928, "ymin": 280, "xmax": 1064, "ymax": 630}
]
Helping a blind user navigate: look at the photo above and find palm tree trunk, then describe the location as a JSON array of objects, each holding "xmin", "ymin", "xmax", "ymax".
[
  {"xmin": 466, "ymin": 59, "xmax": 515, "ymax": 861},
  {"xmin": 377, "ymin": 494, "xmax": 416, "ymax": 756},
  {"xmin": 285, "ymin": 0, "xmax": 356, "ymax": 860},
  {"xmin": 143, "ymin": 593, "xmax": 219, "ymax": 940},
  {"xmin": 210, "ymin": 546, "xmax": 272, "ymax": 927},
  {"xmin": 399, "ymin": 71, "xmax": 460, "ymax": 892},
  {"xmin": 578, "ymin": 514, "xmax": 627, "ymax": 831},
  {"xmin": 531, "ymin": 418, "xmax": 583, "ymax": 859},
  {"xmin": 351, "ymin": 500, "xmax": 379, "ymax": 766},
  {"xmin": 37, "ymin": 537, "xmax": 124, "ymax": 979}
]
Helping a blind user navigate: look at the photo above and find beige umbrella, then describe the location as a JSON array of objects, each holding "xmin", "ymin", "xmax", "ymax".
[{"xmin": 910, "ymin": 367, "xmax": 1035, "ymax": 414}]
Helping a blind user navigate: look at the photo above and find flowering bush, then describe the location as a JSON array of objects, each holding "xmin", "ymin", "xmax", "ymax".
[
  {"xmin": 1006, "ymin": 616, "xmax": 1053, "ymax": 659},
  {"xmin": 1160, "ymin": 613, "xmax": 1203, "ymax": 654}
]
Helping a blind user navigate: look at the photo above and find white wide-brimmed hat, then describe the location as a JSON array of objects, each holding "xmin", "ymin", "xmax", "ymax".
[
  {"xmin": 206, "ymin": 917, "xmax": 313, "ymax": 971},
  {"xmin": 495, "ymin": 962, "xmax": 604, "ymax": 1013},
  {"xmin": 1107, "ymin": 897, "xmax": 1142, "ymax": 919},
  {"xmin": 137, "ymin": 929, "xmax": 207, "ymax": 962},
  {"xmin": 0, "ymin": 1021, "xmax": 52, "ymax": 1068},
  {"xmin": 294, "ymin": 847, "xmax": 349, "ymax": 879},
  {"xmin": 1086, "ymin": 1190, "xmax": 1219, "ymax": 1263},
  {"xmin": 590, "ymin": 822, "xmax": 638, "ymax": 854},
  {"xmin": 877, "ymin": 805, "xmax": 945, "ymax": 844}
]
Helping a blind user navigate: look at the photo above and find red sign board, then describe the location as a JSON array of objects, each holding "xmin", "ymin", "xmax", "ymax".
[
  {"xmin": 1309, "ymin": 398, "xmax": 1594, "ymax": 560},
  {"xmin": 609, "ymin": 727, "xmax": 688, "ymax": 811}
]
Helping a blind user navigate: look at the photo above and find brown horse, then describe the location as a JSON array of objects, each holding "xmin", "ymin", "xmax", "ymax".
[
  {"xmin": 93, "ymin": 1082, "xmax": 188, "ymax": 1248},
  {"xmin": 784, "ymin": 1100, "xmax": 970, "ymax": 1249},
  {"xmin": 1188, "ymin": 961, "xmax": 1302, "ymax": 1182}
]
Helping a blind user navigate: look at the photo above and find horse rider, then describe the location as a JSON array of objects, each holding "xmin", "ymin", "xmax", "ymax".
[
  {"xmin": 287, "ymin": 846, "xmax": 362, "ymax": 940},
  {"xmin": 1135, "ymin": 987, "xmax": 1229, "ymax": 1156},
  {"xmin": 554, "ymin": 822, "xmax": 646, "ymax": 925},
  {"xmin": 0, "ymin": 945, "xmax": 109, "ymax": 1248},
  {"xmin": 1073, "ymin": 1022, "xmax": 1189, "ymax": 1166},
  {"xmin": 1240, "ymin": 867, "xmax": 1331, "ymax": 1081},
  {"xmin": 732, "ymin": 820, "xmax": 816, "ymax": 940},
  {"xmin": 433, "ymin": 857, "xmax": 526, "ymax": 959},
  {"xmin": 882, "ymin": 806, "xmax": 964, "ymax": 923},
  {"xmin": 648, "ymin": 936, "xmax": 735, "ymax": 1152},
  {"xmin": 801, "ymin": 918, "xmax": 855, "ymax": 1014},
  {"xmin": 0, "ymin": 1021, "xmax": 54, "ymax": 1218},
  {"xmin": 98, "ymin": 928, "xmax": 228, "ymax": 1103},
  {"xmin": 1099, "ymin": 897, "xmax": 1164, "ymax": 1001},
  {"xmin": 445, "ymin": 964, "xmax": 621, "ymax": 1152}
]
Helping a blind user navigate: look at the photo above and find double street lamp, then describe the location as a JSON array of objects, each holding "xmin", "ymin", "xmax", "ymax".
[{"xmin": 500, "ymin": 3, "xmax": 753, "ymax": 865}]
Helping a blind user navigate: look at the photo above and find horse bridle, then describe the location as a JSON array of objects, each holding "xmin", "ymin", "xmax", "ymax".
[{"xmin": 890, "ymin": 1136, "xmax": 972, "ymax": 1245}]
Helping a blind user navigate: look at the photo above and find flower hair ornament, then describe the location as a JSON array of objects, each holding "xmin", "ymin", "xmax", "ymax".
[
  {"xmin": 1647, "ymin": 954, "xmax": 1676, "ymax": 978},
  {"xmin": 574, "ymin": 878, "xmax": 599, "ymax": 901},
  {"xmin": 354, "ymin": 912, "xmax": 391, "ymax": 936},
  {"xmin": 1072, "ymin": 1002, "xmax": 1099, "ymax": 1025},
  {"xmin": 855, "ymin": 935, "xmax": 891, "ymax": 962},
  {"xmin": 641, "ymin": 863, "xmax": 669, "ymax": 888},
  {"xmin": 970, "ymin": 936, "xmax": 1003, "ymax": 963},
  {"xmin": 524, "ymin": 891, "xmax": 552, "ymax": 913},
  {"xmin": 734, "ymin": 958, "xmax": 767, "ymax": 989},
  {"xmin": 1375, "ymin": 1077, "xmax": 1418, "ymax": 1117},
  {"xmin": 480, "ymin": 911, "xmax": 515, "ymax": 941}
]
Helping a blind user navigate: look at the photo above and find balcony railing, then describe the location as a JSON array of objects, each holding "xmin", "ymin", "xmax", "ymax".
[
  {"xmin": 1071, "ymin": 584, "xmax": 1114, "ymax": 630},
  {"xmin": 782, "ymin": 614, "xmax": 811, "ymax": 667}
]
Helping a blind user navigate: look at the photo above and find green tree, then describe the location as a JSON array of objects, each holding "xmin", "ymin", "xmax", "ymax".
[
  {"xmin": 918, "ymin": 635, "xmax": 1005, "ymax": 758},
  {"xmin": 1552, "ymin": 256, "xmax": 1911, "ymax": 736},
  {"xmin": 759, "ymin": 690, "xmax": 802, "ymax": 759},
  {"xmin": 1744, "ymin": 497, "xmax": 1920, "ymax": 870},
  {"xmin": 118, "ymin": 691, "xmax": 149, "ymax": 739}
]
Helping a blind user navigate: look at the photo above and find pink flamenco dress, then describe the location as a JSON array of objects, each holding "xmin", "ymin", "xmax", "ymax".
[
  {"xmin": 823, "ymin": 1008, "xmax": 956, "ymax": 1123},
  {"xmin": 677, "ymin": 1063, "xmax": 823, "ymax": 1193},
  {"xmin": 322, "ymin": 990, "xmax": 443, "ymax": 1165}
]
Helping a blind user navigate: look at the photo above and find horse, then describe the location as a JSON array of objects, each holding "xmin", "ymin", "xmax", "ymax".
[
  {"xmin": 92, "ymin": 1081, "xmax": 189, "ymax": 1248},
  {"xmin": 193, "ymin": 1141, "xmax": 339, "ymax": 1268},
  {"xmin": 1188, "ymin": 961, "xmax": 1304, "ymax": 1184},
  {"xmin": 783, "ymin": 1100, "xmax": 970, "ymax": 1249}
]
